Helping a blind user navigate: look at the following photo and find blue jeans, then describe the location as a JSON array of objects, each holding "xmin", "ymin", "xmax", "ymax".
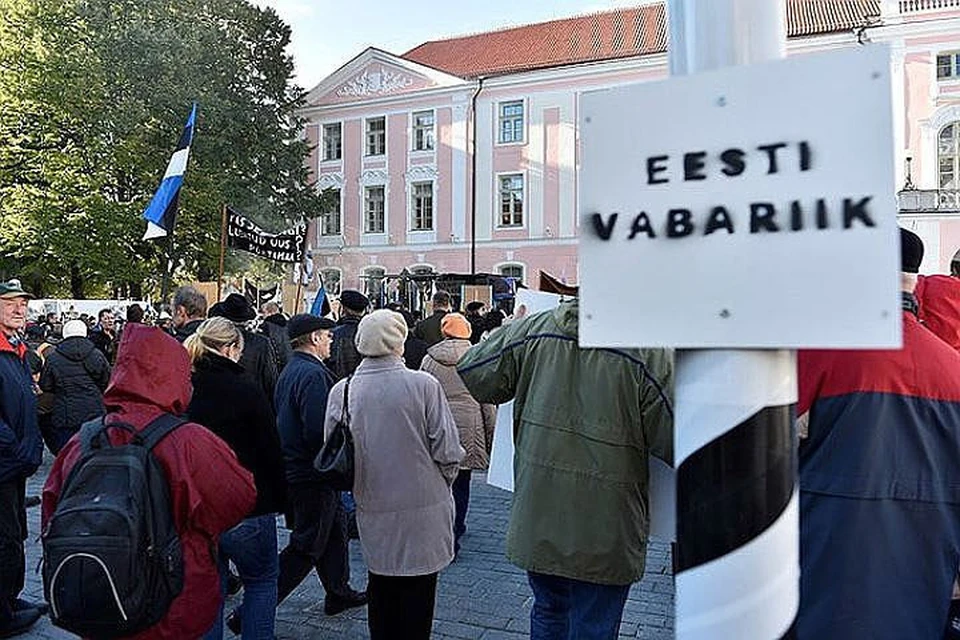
[
  {"xmin": 528, "ymin": 571, "xmax": 631, "ymax": 640},
  {"xmin": 204, "ymin": 514, "xmax": 279, "ymax": 640}
]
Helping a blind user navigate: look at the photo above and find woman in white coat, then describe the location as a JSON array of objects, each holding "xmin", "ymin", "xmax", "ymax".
[{"xmin": 324, "ymin": 309, "xmax": 464, "ymax": 640}]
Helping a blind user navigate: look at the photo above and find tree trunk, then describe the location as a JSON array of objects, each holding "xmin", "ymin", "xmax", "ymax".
[
  {"xmin": 130, "ymin": 281, "xmax": 143, "ymax": 300},
  {"xmin": 70, "ymin": 263, "xmax": 85, "ymax": 299}
]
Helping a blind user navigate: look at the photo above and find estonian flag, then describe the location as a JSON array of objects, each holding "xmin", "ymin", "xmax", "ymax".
[
  {"xmin": 142, "ymin": 103, "xmax": 197, "ymax": 240},
  {"xmin": 310, "ymin": 277, "xmax": 332, "ymax": 317}
]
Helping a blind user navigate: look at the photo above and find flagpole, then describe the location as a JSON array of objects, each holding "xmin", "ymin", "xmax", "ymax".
[
  {"xmin": 159, "ymin": 231, "xmax": 175, "ymax": 303},
  {"xmin": 217, "ymin": 204, "xmax": 227, "ymax": 303},
  {"xmin": 294, "ymin": 224, "xmax": 309, "ymax": 315}
]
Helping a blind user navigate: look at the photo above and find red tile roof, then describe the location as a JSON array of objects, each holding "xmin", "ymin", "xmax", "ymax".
[{"xmin": 402, "ymin": 1, "xmax": 880, "ymax": 78}]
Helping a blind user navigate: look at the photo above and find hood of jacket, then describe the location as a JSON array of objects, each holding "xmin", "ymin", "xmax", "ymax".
[
  {"xmin": 104, "ymin": 324, "xmax": 191, "ymax": 417},
  {"xmin": 56, "ymin": 336, "xmax": 96, "ymax": 361},
  {"xmin": 426, "ymin": 338, "xmax": 472, "ymax": 366},
  {"xmin": 552, "ymin": 298, "xmax": 579, "ymax": 337}
]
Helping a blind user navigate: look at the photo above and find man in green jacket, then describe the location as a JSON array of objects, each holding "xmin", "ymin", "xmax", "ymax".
[{"xmin": 458, "ymin": 298, "xmax": 673, "ymax": 640}]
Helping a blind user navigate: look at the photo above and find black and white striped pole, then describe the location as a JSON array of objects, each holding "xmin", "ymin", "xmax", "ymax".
[{"xmin": 668, "ymin": 1, "xmax": 800, "ymax": 638}]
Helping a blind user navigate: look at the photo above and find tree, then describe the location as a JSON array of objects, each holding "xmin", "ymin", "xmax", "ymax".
[{"xmin": 0, "ymin": 0, "xmax": 320, "ymax": 298}]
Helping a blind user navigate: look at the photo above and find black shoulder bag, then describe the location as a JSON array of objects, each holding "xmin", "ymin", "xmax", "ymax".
[{"xmin": 314, "ymin": 377, "xmax": 355, "ymax": 490}]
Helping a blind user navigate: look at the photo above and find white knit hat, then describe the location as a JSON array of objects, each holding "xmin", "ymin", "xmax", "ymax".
[
  {"xmin": 355, "ymin": 309, "xmax": 407, "ymax": 357},
  {"xmin": 62, "ymin": 319, "xmax": 87, "ymax": 339}
]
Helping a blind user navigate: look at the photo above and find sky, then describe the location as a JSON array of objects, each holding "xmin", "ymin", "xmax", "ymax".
[{"xmin": 258, "ymin": 0, "xmax": 653, "ymax": 90}]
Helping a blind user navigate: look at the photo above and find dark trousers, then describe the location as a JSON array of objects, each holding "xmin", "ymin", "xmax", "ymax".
[
  {"xmin": 367, "ymin": 572, "xmax": 437, "ymax": 640},
  {"xmin": 0, "ymin": 479, "xmax": 26, "ymax": 622},
  {"xmin": 452, "ymin": 469, "xmax": 472, "ymax": 550},
  {"xmin": 277, "ymin": 481, "xmax": 351, "ymax": 605}
]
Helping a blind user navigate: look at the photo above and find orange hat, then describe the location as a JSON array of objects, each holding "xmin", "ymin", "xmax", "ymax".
[{"xmin": 441, "ymin": 313, "xmax": 471, "ymax": 339}]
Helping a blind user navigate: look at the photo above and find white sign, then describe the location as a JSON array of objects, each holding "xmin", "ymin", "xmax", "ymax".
[{"xmin": 579, "ymin": 46, "xmax": 900, "ymax": 349}]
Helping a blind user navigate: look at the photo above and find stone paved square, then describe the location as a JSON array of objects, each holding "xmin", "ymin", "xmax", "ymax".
[{"xmin": 24, "ymin": 451, "xmax": 674, "ymax": 639}]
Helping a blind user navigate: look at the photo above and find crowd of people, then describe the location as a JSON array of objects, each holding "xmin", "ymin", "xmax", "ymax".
[{"xmin": 3, "ymin": 227, "xmax": 960, "ymax": 638}]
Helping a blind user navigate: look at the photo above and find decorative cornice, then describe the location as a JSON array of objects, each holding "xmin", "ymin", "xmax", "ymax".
[
  {"xmin": 360, "ymin": 169, "xmax": 390, "ymax": 185},
  {"xmin": 337, "ymin": 67, "xmax": 415, "ymax": 98},
  {"xmin": 316, "ymin": 172, "xmax": 344, "ymax": 190},
  {"xmin": 404, "ymin": 165, "xmax": 439, "ymax": 183}
]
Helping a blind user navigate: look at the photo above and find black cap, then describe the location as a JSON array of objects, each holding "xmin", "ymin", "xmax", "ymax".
[
  {"xmin": 287, "ymin": 313, "xmax": 336, "ymax": 341},
  {"xmin": 339, "ymin": 290, "xmax": 369, "ymax": 313},
  {"xmin": 901, "ymin": 228, "xmax": 924, "ymax": 274},
  {"xmin": 209, "ymin": 293, "xmax": 256, "ymax": 322}
]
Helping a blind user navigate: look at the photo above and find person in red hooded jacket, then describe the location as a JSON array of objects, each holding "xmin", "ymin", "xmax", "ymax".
[
  {"xmin": 916, "ymin": 249, "xmax": 960, "ymax": 351},
  {"xmin": 42, "ymin": 324, "xmax": 257, "ymax": 640}
]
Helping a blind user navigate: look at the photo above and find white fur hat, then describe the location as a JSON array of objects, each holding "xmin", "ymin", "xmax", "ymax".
[
  {"xmin": 62, "ymin": 319, "xmax": 87, "ymax": 339},
  {"xmin": 355, "ymin": 309, "xmax": 407, "ymax": 357}
]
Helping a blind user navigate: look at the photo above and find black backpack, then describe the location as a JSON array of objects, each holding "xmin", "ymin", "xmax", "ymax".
[{"xmin": 42, "ymin": 414, "xmax": 186, "ymax": 639}]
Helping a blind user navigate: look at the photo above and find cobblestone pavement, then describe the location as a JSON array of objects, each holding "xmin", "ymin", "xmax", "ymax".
[{"xmin": 23, "ymin": 451, "xmax": 674, "ymax": 639}]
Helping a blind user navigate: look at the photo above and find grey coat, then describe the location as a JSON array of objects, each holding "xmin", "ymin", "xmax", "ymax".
[
  {"xmin": 421, "ymin": 339, "xmax": 496, "ymax": 470},
  {"xmin": 324, "ymin": 355, "xmax": 464, "ymax": 576}
]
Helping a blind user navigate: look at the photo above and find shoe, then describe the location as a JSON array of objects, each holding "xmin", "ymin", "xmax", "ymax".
[
  {"xmin": 324, "ymin": 590, "xmax": 367, "ymax": 616},
  {"xmin": 0, "ymin": 608, "xmax": 41, "ymax": 638},
  {"xmin": 225, "ymin": 609, "xmax": 241, "ymax": 635},
  {"xmin": 13, "ymin": 598, "xmax": 47, "ymax": 616},
  {"xmin": 226, "ymin": 570, "xmax": 242, "ymax": 596}
]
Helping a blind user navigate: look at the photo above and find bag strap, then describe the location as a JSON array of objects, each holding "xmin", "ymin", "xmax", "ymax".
[
  {"xmin": 341, "ymin": 376, "xmax": 352, "ymax": 427},
  {"xmin": 79, "ymin": 417, "xmax": 108, "ymax": 453},
  {"xmin": 136, "ymin": 414, "xmax": 188, "ymax": 451}
]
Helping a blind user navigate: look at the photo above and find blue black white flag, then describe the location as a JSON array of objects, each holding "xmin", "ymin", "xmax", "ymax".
[
  {"xmin": 142, "ymin": 103, "xmax": 197, "ymax": 240},
  {"xmin": 310, "ymin": 277, "xmax": 331, "ymax": 317}
]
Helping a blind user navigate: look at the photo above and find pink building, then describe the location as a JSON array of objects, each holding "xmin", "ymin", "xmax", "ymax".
[{"xmin": 299, "ymin": 0, "xmax": 960, "ymax": 303}]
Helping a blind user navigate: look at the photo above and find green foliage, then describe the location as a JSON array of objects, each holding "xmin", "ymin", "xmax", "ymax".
[{"xmin": 0, "ymin": 0, "xmax": 319, "ymax": 298}]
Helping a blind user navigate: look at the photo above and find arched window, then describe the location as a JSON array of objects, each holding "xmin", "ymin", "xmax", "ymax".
[
  {"xmin": 498, "ymin": 263, "xmax": 525, "ymax": 285},
  {"xmin": 363, "ymin": 267, "xmax": 386, "ymax": 303},
  {"xmin": 940, "ymin": 122, "xmax": 960, "ymax": 190},
  {"xmin": 320, "ymin": 268, "xmax": 341, "ymax": 296}
]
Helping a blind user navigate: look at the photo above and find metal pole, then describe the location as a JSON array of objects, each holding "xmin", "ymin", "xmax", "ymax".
[
  {"xmin": 668, "ymin": 2, "xmax": 798, "ymax": 639},
  {"xmin": 217, "ymin": 204, "xmax": 227, "ymax": 303}
]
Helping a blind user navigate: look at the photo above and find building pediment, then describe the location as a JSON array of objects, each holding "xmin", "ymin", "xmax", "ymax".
[{"xmin": 305, "ymin": 48, "xmax": 468, "ymax": 107}]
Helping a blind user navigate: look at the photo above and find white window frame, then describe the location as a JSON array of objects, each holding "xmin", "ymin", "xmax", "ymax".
[
  {"xmin": 495, "ymin": 171, "xmax": 526, "ymax": 228},
  {"xmin": 320, "ymin": 268, "xmax": 342, "ymax": 296},
  {"xmin": 940, "ymin": 121, "xmax": 960, "ymax": 190},
  {"xmin": 363, "ymin": 185, "xmax": 387, "ymax": 234},
  {"xmin": 496, "ymin": 99, "xmax": 526, "ymax": 145},
  {"xmin": 937, "ymin": 51, "xmax": 960, "ymax": 81},
  {"xmin": 322, "ymin": 122, "xmax": 342, "ymax": 162},
  {"xmin": 318, "ymin": 187, "xmax": 342, "ymax": 237},
  {"xmin": 365, "ymin": 116, "xmax": 386, "ymax": 157},
  {"xmin": 411, "ymin": 109, "xmax": 436, "ymax": 152},
  {"xmin": 496, "ymin": 262, "xmax": 526, "ymax": 285},
  {"xmin": 409, "ymin": 181, "xmax": 435, "ymax": 232}
]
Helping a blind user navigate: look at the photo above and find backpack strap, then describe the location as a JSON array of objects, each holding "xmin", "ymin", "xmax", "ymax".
[
  {"xmin": 79, "ymin": 418, "xmax": 107, "ymax": 453},
  {"xmin": 136, "ymin": 414, "xmax": 188, "ymax": 451}
]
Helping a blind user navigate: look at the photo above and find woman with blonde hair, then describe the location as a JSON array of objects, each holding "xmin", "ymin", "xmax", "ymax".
[{"xmin": 184, "ymin": 317, "xmax": 286, "ymax": 640}]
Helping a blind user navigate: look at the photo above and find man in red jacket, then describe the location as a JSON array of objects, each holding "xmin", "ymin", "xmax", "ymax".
[
  {"xmin": 42, "ymin": 324, "xmax": 256, "ymax": 640},
  {"xmin": 797, "ymin": 229, "xmax": 960, "ymax": 639}
]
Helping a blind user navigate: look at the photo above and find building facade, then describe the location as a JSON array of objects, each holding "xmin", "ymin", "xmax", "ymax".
[{"xmin": 298, "ymin": 0, "xmax": 960, "ymax": 302}]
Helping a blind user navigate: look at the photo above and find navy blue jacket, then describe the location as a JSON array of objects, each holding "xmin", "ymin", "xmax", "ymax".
[
  {"xmin": 274, "ymin": 351, "xmax": 335, "ymax": 484},
  {"xmin": 0, "ymin": 334, "xmax": 43, "ymax": 484}
]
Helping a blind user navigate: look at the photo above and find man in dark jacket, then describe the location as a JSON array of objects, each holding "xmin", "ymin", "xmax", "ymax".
[
  {"xmin": 274, "ymin": 314, "xmax": 366, "ymax": 617},
  {"xmin": 464, "ymin": 301, "xmax": 486, "ymax": 345},
  {"xmin": 260, "ymin": 302, "xmax": 292, "ymax": 372},
  {"xmin": 327, "ymin": 290, "xmax": 368, "ymax": 380},
  {"xmin": 210, "ymin": 294, "xmax": 279, "ymax": 406},
  {"xmin": 414, "ymin": 290, "xmax": 452, "ymax": 347},
  {"xmin": 172, "ymin": 285, "xmax": 207, "ymax": 343},
  {"xmin": 38, "ymin": 319, "xmax": 110, "ymax": 454},
  {"xmin": 797, "ymin": 229, "xmax": 960, "ymax": 639},
  {"xmin": 88, "ymin": 308, "xmax": 118, "ymax": 364},
  {"xmin": 0, "ymin": 279, "xmax": 44, "ymax": 637}
]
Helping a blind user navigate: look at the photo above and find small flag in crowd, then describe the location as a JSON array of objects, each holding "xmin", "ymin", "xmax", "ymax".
[
  {"xmin": 310, "ymin": 276, "xmax": 331, "ymax": 317},
  {"xmin": 142, "ymin": 103, "xmax": 198, "ymax": 240}
]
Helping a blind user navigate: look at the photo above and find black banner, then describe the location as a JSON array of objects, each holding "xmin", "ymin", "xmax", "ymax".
[{"xmin": 227, "ymin": 207, "xmax": 305, "ymax": 263}]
